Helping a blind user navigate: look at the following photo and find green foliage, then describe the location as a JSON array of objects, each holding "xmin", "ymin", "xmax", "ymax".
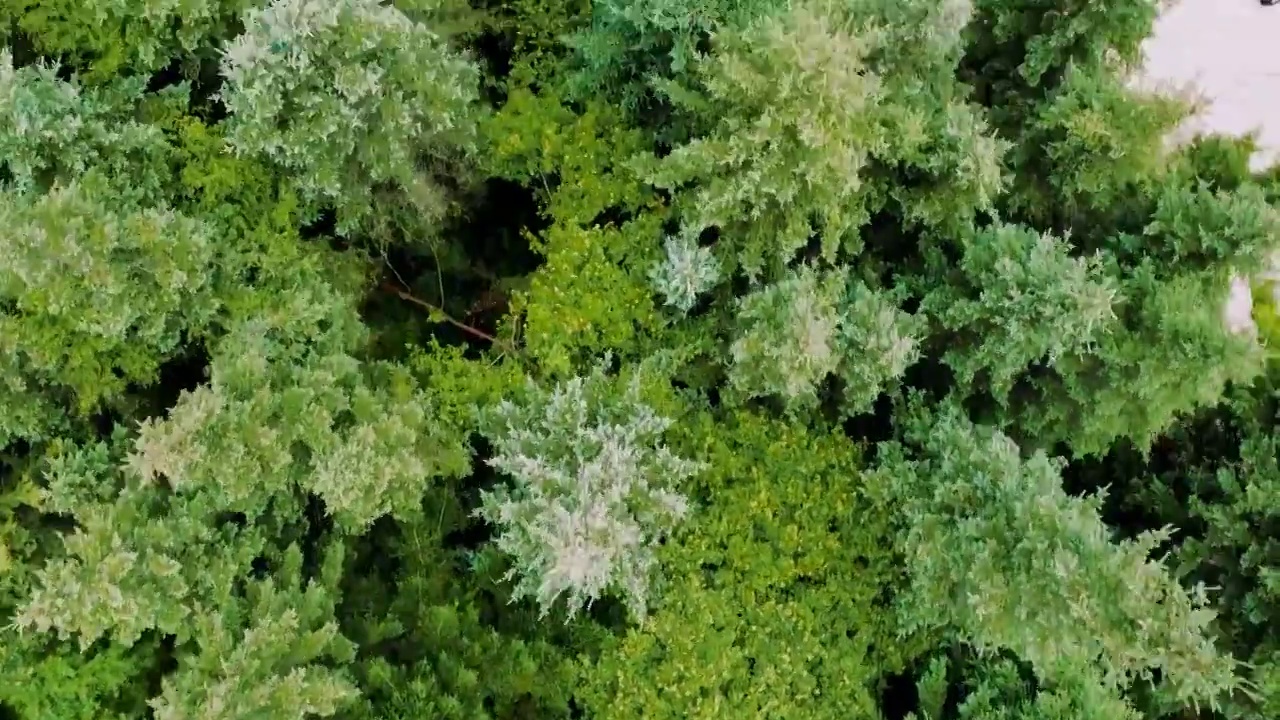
[
  {"xmin": 1134, "ymin": 181, "xmax": 1280, "ymax": 273},
  {"xmin": 482, "ymin": 90, "xmax": 651, "ymax": 228},
  {"xmin": 924, "ymin": 222, "xmax": 1119, "ymax": 399},
  {"xmin": 147, "ymin": 544, "xmax": 358, "ymax": 720},
  {"xmin": 0, "ymin": 475, "xmax": 39, "ymax": 577},
  {"xmin": 352, "ymin": 627, "xmax": 569, "ymax": 719},
  {"xmin": 6, "ymin": 0, "xmax": 1280, "ymax": 717},
  {"xmin": 340, "ymin": 506, "xmax": 576, "ymax": 719},
  {"xmin": 728, "ymin": 265, "xmax": 920, "ymax": 413},
  {"xmin": 566, "ymin": 0, "xmax": 782, "ymax": 118},
  {"xmin": 515, "ymin": 218, "xmax": 664, "ymax": 374},
  {"xmin": 923, "ymin": 654, "xmax": 1142, "ymax": 720},
  {"xmin": 875, "ymin": 402, "xmax": 1239, "ymax": 710},
  {"xmin": 1097, "ymin": 376, "xmax": 1280, "ymax": 718},
  {"xmin": 219, "ymin": 0, "xmax": 482, "ymax": 233},
  {"xmin": 6, "ymin": 0, "xmax": 247, "ymax": 80},
  {"xmin": 962, "ymin": 0, "xmax": 1160, "ymax": 103},
  {"xmin": 643, "ymin": 0, "xmax": 1006, "ymax": 280},
  {"xmin": 1176, "ymin": 407, "xmax": 1280, "ymax": 718},
  {"xmin": 1008, "ymin": 264, "xmax": 1268, "ymax": 456},
  {"xmin": 0, "ymin": 634, "xmax": 155, "ymax": 720},
  {"xmin": 476, "ymin": 0, "xmax": 588, "ymax": 88},
  {"xmin": 1254, "ymin": 277, "xmax": 1280, "ymax": 351},
  {"xmin": 908, "ymin": 654, "xmax": 952, "ymax": 720},
  {"xmin": 0, "ymin": 174, "xmax": 218, "ymax": 422},
  {"xmin": 0, "ymin": 349, "xmax": 66, "ymax": 445},
  {"xmin": 1002, "ymin": 63, "xmax": 1186, "ymax": 227},
  {"xmin": 482, "ymin": 87, "xmax": 663, "ymax": 373}
]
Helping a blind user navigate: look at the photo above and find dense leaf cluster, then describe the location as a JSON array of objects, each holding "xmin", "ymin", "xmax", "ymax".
[{"xmin": 3, "ymin": 0, "xmax": 1280, "ymax": 718}]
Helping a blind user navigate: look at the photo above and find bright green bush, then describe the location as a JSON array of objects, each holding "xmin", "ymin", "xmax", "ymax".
[{"xmin": 6, "ymin": 0, "xmax": 249, "ymax": 80}]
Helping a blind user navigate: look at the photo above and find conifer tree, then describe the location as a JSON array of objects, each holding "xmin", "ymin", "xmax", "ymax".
[
  {"xmin": 476, "ymin": 363, "xmax": 698, "ymax": 620},
  {"xmin": 219, "ymin": 0, "xmax": 482, "ymax": 232},
  {"xmin": 874, "ymin": 401, "xmax": 1239, "ymax": 711}
]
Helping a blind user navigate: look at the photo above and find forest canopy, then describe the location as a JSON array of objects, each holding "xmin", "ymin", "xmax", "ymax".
[{"xmin": 3, "ymin": 0, "xmax": 1280, "ymax": 718}]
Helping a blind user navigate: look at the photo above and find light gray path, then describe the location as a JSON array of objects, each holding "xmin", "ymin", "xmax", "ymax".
[
  {"xmin": 1139, "ymin": 0, "xmax": 1280, "ymax": 170},
  {"xmin": 1134, "ymin": 1, "xmax": 1280, "ymax": 331}
]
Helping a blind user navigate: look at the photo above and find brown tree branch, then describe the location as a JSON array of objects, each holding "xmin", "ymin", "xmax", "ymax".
[{"xmin": 380, "ymin": 280, "xmax": 506, "ymax": 347}]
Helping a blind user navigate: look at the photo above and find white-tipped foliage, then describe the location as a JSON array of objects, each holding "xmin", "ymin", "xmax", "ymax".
[
  {"xmin": 650, "ymin": 234, "xmax": 721, "ymax": 313},
  {"xmin": 641, "ymin": 0, "xmax": 1007, "ymax": 279},
  {"xmin": 477, "ymin": 366, "xmax": 699, "ymax": 620},
  {"xmin": 0, "ymin": 50, "xmax": 180, "ymax": 201},
  {"xmin": 0, "ymin": 173, "xmax": 218, "ymax": 424},
  {"xmin": 730, "ymin": 266, "xmax": 846, "ymax": 405},
  {"xmin": 838, "ymin": 281, "xmax": 923, "ymax": 412},
  {"xmin": 219, "ymin": 0, "xmax": 480, "ymax": 231},
  {"xmin": 642, "ymin": 5, "xmax": 884, "ymax": 279},
  {"xmin": 729, "ymin": 266, "xmax": 921, "ymax": 412}
]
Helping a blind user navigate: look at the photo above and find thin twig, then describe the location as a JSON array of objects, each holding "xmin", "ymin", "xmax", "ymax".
[
  {"xmin": 423, "ymin": 241, "xmax": 447, "ymax": 308},
  {"xmin": 381, "ymin": 280, "xmax": 505, "ymax": 347},
  {"xmin": 381, "ymin": 250, "xmax": 412, "ymax": 290}
]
